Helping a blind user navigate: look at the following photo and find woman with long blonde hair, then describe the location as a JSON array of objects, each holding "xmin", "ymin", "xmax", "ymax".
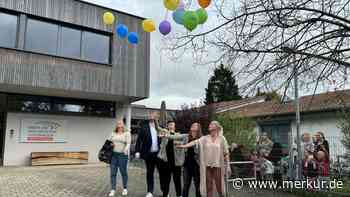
[
  {"xmin": 177, "ymin": 121, "xmax": 230, "ymax": 197},
  {"xmin": 108, "ymin": 120, "xmax": 131, "ymax": 197}
]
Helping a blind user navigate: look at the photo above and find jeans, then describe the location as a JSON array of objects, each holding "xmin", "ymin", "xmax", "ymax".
[
  {"xmin": 110, "ymin": 152, "xmax": 129, "ymax": 190},
  {"xmin": 183, "ymin": 164, "xmax": 201, "ymax": 197}
]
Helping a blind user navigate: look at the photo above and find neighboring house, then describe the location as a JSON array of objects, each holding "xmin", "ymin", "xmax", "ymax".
[
  {"xmin": 210, "ymin": 90, "xmax": 349, "ymax": 161},
  {"xmin": 0, "ymin": 0, "xmax": 150, "ymax": 166}
]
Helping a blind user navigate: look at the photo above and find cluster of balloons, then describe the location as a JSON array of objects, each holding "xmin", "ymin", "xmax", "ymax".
[
  {"xmin": 102, "ymin": 0, "xmax": 212, "ymax": 40},
  {"xmin": 103, "ymin": 12, "xmax": 139, "ymax": 45},
  {"xmin": 171, "ymin": 0, "xmax": 209, "ymax": 32},
  {"xmin": 141, "ymin": 0, "xmax": 211, "ymax": 36}
]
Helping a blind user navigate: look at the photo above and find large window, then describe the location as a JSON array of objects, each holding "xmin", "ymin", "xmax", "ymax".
[
  {"xmin": 0, "ymin": 12, "xmax": 18, "ymax": 48},
  {"xmin": 60, "ymin": 27, "xmax": 82, "ymax": 59},
  {"xmin": 82, "ymin": 32, "xmax": 110, "ymax": 64},
  {"xmin": 24, "ymin": 17, "xmax": 110, "ymax": 64},
  {"xmin": 25, "ymin": 19, "xmax": 59, "ymax": 55},
  {"xmin": 7, "ymin": 94, "xmax": 116, "ymax": 118}
]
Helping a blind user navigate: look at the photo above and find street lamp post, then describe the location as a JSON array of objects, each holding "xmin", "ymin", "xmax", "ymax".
[{"xmin": 294, "ymin": 65, "xmax": 302, "ymax": 180}]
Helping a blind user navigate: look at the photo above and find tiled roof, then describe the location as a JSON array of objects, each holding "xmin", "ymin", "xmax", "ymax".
[{"xmin": 218, "ymin": 89, "xmax": 350, "ymax": 118}]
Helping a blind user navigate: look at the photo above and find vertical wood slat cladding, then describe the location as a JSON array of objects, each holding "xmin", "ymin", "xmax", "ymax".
[
  {"xmin": 0, "ymin": 49, "xmax": 112, "ymax": 93},
  {"xmin": 0, "ymin": 0, "xmax": 150, "ymax": 100}
]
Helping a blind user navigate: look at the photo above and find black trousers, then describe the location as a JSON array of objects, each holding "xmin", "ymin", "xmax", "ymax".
[
  {"xmin": 144, "ymin": 153, "xmax": 162, "ymax": 194},
  {"xmin": 182, "ymin": 164, "xmax": 201, "ymax": 197},
  {"xmin": 159, "ymin": 160, "xmax": 182, "ymax": 197}
]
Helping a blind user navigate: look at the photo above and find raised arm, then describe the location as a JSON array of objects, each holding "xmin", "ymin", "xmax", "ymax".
[
  {"xmin": 165, "ymin": 133, "xmax": 189, "ymax": 140},
  {"xmin": 177, "ymin": 139, "xmax": 198, "ymax": 149}
]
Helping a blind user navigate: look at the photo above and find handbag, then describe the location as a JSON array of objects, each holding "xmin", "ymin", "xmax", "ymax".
[{"xmin": 98, "ymin": 139, "xmax": 114, "ymax": 164}]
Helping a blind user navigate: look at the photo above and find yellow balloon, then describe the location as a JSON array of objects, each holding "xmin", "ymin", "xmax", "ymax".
[
  {"xmin": 164, "ymin": 0, "xmax": 180, "ymax": 11},
  {"xmin": 103, "ymin": 12, "xmax": 115, "ymax": 25},
  {"xmin": 142, "ymin": 19, "xmax": 156, "ymax": 33}
]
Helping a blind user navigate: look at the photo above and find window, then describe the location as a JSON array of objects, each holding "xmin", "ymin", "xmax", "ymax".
[
  {"xmin": 24, "ymin": 18, "xmax": 111, "ymax": 64},
  {"xmin": 0, "ymin": 12, "xmax": 18, "ymax": 48},
  {"xmin": 25, "ymin": 19, "xmax": 59, "ymax": 55},
  {"xmin": 82, "ymin": 31, "xmax": 110, "ymax": 64},
  {"xmin": 7, "ymin": 94, "xmax": 115, "ymax": 118},
  {"xmin": 60, "ymin": 27, "xmax": 82, "ymax": 59}
]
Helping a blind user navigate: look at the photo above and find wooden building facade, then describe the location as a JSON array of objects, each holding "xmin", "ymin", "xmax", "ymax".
[{"xmin": 0, "ymin": 0, "xmax": 150, "ymax": 166}]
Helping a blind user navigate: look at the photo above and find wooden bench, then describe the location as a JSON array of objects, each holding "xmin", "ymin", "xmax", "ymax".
[{"xmin": 31, "ymin": 151, "xmax": 88, "ymax": 166}]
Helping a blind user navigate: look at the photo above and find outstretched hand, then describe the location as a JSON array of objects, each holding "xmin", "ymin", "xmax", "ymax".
[{"xmin": 176, "ymin": 144, "xmax": 185, "ymax": 149}]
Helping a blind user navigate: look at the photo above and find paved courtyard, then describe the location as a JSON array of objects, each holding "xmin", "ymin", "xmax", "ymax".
[{"xmin": 0, "ymin": 161, "xmax": 299, "ymax": 197}]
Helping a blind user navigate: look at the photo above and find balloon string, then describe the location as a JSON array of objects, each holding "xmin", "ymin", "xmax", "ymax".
[{"xmin": 165, "ymin": 10, "xmax": 169, "ymax": 20}]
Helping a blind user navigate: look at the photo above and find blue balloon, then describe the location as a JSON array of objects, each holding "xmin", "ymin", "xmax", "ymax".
[
  {"xmin": 172, "ymin": 9, "xmax": 185, "ymax": 25},
  {"xmin": 116, "ymin": 24, "xmax": 128, "ymax": 38},
  {"xmin": 128, "ymin": 32, "xmax": 139, "ymax": 44}
]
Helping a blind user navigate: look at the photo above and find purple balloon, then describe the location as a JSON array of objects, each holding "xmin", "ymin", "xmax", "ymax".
[{"xmin": 159, "ymin": 20, "xmax": 171, "ymax": 36}]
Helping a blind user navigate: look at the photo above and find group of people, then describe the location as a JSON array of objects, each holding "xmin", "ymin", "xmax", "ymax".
[
  {"xmin": 105, "ymin": 111, "xmax": 331, "ymax": 197},
  {"xmin": 301, "ymin": 132, "xmax": 330, "ymax": 189},
  {"xmin": 107, "ymin": 112, "xmax": 230, "ymax": 197},
  {"xmin": 229, "ymin": 131, "xmax": 331, "ymax": 185}
]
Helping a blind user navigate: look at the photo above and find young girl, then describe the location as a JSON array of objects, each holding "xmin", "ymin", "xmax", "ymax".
[{"xmin": 109, "ymin": 120, "xmax": 131, "ymax": 197}]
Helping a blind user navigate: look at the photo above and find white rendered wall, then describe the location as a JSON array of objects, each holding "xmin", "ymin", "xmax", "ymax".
[{"xmin": 3, "ymin": 112, "xmax": 117, "ymax": 166}]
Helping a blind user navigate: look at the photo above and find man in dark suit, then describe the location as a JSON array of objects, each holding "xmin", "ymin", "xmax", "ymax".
[{"xmin": 135, "ymin": 112, "xmax": 163, "ymax": 197}]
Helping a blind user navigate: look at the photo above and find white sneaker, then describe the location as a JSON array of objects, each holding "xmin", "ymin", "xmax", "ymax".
[
  {"xmin": 108, "ymin": 190, "xmax": 116, "ymax": 197},
  {"xmin": 145, "ymin": 192, "xmax": 153, "ymax": 197},
  {"xmin": 122, "ymin": 189, "xmax": 128, "ymax": 196}
]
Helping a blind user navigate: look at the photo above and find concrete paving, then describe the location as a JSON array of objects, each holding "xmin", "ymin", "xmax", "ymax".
[{"xmin": 0, "ymin": 161, "xmax": 299, "ymax": 197}]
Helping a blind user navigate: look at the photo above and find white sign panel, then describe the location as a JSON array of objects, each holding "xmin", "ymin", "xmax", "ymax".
[{"xmin": 20, "ymin": 119, "xmax": 67, "ymax": 143}]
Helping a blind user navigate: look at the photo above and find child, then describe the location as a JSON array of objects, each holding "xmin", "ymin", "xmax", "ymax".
[
  {"xmin": 260, "ymin": 156, "xmax": 274, "ymax": 180},
  {"xmin": 316, "ymin": 150, "xmax": 330, "ymax": 191},
  {"xmin": 250, "ymin": 150, "xmax": 261, "ymax": 180},
  {"xmin": 303, "ymin": 151, "xmax": 318, "ymax": 191}
]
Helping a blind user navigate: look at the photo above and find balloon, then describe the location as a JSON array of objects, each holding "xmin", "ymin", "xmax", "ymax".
[
  {"xmin": 128, "ymin": 32, "xmax": 139, "ymax": 44},
  {"xmin": 142, "ymin": 19, "xmax": 156, "ymax": 32},
  {"xmin": 164, "ymin": 0, "xmax": 180, "ymax": 11},
  {"xmin": 198, "ymin": 0, "xmax": 211, "ymax": 8},
  {"xmin": 196, "ymin": 8, "xmax": 208, "ymax": 24},
  {"xmin": 182, "ymin": 11, "xmax": 199, "ymax": 31},
  {"xmin": 178, "ymin": 0, "xmax": 185, "ymax": 10},
  {"xmin": 116, "ymin": 24, "xmax": 128, "ymax": 38},
  {"xmin": 172, "ymin": 9, "xmax": 185, "ymax": 25},
  {"xmin": 103, "ymin": 12, "xmax": 115, "ymax": 25},
  {"xmin": 159, "ymin": 20, "xmax": 171, "ymax": 35}
]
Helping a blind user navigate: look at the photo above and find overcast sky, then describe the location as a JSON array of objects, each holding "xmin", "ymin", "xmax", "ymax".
[{"xmin": 83, "ymin": 0, "xmax": 219, "ymax": 109}]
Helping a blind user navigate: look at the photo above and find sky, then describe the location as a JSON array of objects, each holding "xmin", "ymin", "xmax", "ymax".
[{"xmin": 83, "ymin": 0, "xmax": 218, "ymax": 109}]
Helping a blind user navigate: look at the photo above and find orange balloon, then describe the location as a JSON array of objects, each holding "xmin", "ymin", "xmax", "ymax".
[{"xmin": 198, "ymin": 0, "xmax": 211, "ymax": 8}]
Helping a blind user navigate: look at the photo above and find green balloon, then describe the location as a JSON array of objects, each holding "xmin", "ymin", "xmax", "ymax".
[
  {"xmin": 182, "ymin": 11, "xmax": 199, "ymax": 31},
  {"xmin": 196, "ymin": 8, "xmax": 208, "ymax": 24}
]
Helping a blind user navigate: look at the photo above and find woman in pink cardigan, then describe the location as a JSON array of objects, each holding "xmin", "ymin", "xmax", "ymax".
[{"xmin": 177, "ymin": 121, "xmax": 230, "ymax": 197}]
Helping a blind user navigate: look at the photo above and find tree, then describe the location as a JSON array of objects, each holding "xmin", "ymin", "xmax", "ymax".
[
  {"xmin": 169, "ymin": 0, "xmax": 350, "ymax": 96},
  {"xmin": 256, "ymin": 88, "xmax": 283, "ymax": 102},
  {"xmin": 175, "ymin": 103, "xmax": 210, "ymax": 134},
  {"xmin": 340, "ymin": 109, "xmax": 350, "ymax": 162},
  {"xmin": 215, "ymin": 112, "xmax": 257, "ymax": 151},
  {"xmin": 205, "ymin": 64, "xmax": 242, "ymax": 104}
]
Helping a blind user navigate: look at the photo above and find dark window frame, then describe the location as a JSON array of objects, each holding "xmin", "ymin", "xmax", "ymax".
[
  {"xmin": 0, "ymin": 10, "xmax": 19, "ymax": 49},
  {"xmin": 7, "ymin": 94, "xmax": 116, "ymax": 118},
  {"xmin": 0, "ymin": 8, "xmax": 113, "ymax": 66}
]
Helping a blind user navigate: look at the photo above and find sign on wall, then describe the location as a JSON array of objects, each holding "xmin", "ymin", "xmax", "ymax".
[{"xmin": 20, "ymin": 119, "xmax": 67, "ymax": 143}]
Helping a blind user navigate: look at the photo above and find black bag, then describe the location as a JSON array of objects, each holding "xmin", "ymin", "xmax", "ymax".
[{"xmin": 98, "ymin": 140, "xmax": 114, "ymax": 164}]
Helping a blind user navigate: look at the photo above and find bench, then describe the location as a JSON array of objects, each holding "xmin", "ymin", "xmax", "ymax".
[{"xmin": 31, "ymin": 151, "xmax": 88, "ymax": 166}]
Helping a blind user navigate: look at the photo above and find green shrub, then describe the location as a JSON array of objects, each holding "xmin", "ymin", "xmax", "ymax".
[{"xmin": 216, "ymin": 112, "xmax": 256, "ymax": 151}]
